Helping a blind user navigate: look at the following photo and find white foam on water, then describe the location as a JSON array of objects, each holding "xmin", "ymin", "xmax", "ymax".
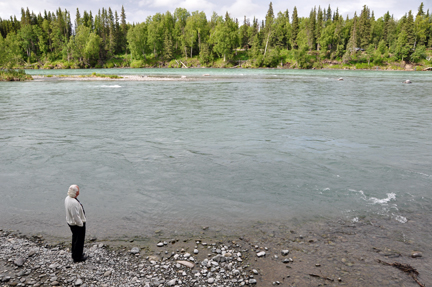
[
  {"xmin": 100, "ymin": 85, "xmax": 122, "ymax": 88},
  {"xmin": 369, "ymin": 192, "xmax": 396, "ymax": 205},
  {"xmin": 353, "ymin": 190, "xmax": 396, "ymax": 206},
  {"xmin": 392, "ymin": 214, "xmax": 408, "ymax": 223},
  {"xmin": 351, "ymin": 189, "xmax": 407, "ymax": 223}
]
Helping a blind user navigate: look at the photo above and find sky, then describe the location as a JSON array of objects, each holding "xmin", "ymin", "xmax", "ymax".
[{"xmin": 0, "ymin": 0, "xmax": 430, "ymax": 25}]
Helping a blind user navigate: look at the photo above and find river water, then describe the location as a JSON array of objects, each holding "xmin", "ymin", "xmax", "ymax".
[{"xmin": 1, "ymin": 68, "xmax": 431, "ymax": 240}]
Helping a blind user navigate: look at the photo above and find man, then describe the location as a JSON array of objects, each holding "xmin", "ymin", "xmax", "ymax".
[{"xmin": 65, "ymin": 184, "xmax": 88, "ymax": 263}]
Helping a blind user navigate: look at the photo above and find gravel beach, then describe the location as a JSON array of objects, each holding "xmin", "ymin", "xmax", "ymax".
[
  {"xmin": 1, "ymin": 216, "xmax": 431, "ymax": 286},
  {"xmin": 31, "ymin": 75, "xmax": 195, "ymax": 81}
]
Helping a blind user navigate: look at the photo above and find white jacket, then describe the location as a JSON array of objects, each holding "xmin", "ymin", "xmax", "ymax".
[{"xmin": 65, "ymin": 196, "xmax": 86, "ymax": 227}]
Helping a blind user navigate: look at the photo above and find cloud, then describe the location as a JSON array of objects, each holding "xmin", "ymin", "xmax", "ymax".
[{"xmin": 221, "ymin": 0, "xmax": 263, "ymax": 21}]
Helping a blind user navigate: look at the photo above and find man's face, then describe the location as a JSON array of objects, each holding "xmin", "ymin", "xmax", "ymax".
[{"xmin": 76, "ymin": 186, "xmax": 80, "ymax": 197}]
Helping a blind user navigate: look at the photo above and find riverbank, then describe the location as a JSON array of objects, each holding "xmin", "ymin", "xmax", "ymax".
[
  {"xmin": 1, "ymin": 216, "xmax": 430, "ymax": 286},
  {"xmin": 31, "ymin": 75, "xmax": 194, "ymax": 81}
]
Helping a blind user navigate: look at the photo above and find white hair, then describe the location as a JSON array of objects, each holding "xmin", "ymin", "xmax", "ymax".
[{"xmin": 68, "ymin": 185, "xmax": 79, "ymax": 198}]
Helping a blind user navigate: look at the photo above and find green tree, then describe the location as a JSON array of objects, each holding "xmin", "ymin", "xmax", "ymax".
[
  {"xmin": 209, "ymin": 13, "xmax": 238, "ymax": 61},
  {"xmin": 85, "ymin": 32, "xmax": 101, "ymax": 65},
  {"xmin": 147, "ymin": 13, "xmax": 165, "ymax": 57},
  {"xmin": 120, "ymin": 6, "xmax": 128, "ymax": 54},
  {"xmin": 358, "ymin": 5, "xmax": 371, "ymax": 48},
  {"xmin": 127, "ymin": 22, "xmax": 148, "ymax": 60},
  {"xmin": 291, "ymin": 7, "xmax": 299, "ymax": 49}
]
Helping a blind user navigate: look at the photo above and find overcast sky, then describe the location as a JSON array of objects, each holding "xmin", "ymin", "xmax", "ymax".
[{"xmin": 0, "ymin": 0, "xmax": 429, "ymax": 24}]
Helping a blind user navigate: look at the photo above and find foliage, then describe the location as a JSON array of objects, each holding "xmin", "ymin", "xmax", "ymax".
[
  {"xmin": 1, "ymin": 3, "xmax": 431, "ymax": 69},
  {"xmin": 90, "ymin": 72, "xmax": 122, "ymax": 78},
  {"xmin": 0, "ymin": 69, "xmax": 32, "ymax": 81}
]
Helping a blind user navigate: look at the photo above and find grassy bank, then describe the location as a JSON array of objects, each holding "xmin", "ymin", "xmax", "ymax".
[{"xmin": 0, "ymin": 69, "xmax": 33, "ymax": 81}]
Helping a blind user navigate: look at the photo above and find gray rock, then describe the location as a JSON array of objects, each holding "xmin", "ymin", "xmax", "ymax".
[
  {"xmin": 156, "ymin": 242, "xmax": 164, "ymax": 247},
  {"xmin": 208, "ymin": 278, "xmax": 215, "ymax": 283},
  {"xmin": 2, "ymin": 276, "xmax": 11, "ymax": 282},
  {"xmin": 176, "ymin": 260, "xmax": 194, "ymax": 268},
  {"xmin": 167, "ymin": 279, "xmax": 177, "ymax": 286},
  {"xmin": 28, "ymin": 248, "xmax": 38, "ymax": 257},
  {"xmin": 256, "ymin": 251, "xmax": 266, "ymax": 257},
  {"xmin": 411, "ymin": 252, "xmax": 423, "ymax": 258},
  {"xmin": 103, "ymin": 270, "xmax": 112, "ymax": 277},
  {"xmin": 75, "ymin": 278, "xmax": 83, "ymax": 286},
  {"xmin": 130, "ymin": 247, "xmax": 140, "ymax": 254},
  {"xmin": 14, "ymin": 257, "xmax": 25, "ymax": 267},
  {"xmin": 281, "ymin": 250, "xmax": 289, "ymax": 256},
  {"xmin": 249, "ymin": 278, "xmax": 257, "ymax": 284}
]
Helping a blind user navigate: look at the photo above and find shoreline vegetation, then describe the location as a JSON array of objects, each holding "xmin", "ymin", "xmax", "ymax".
[
  {"xmin": 1, "ymin": 3, "xmax": 432, "ymax": 77},
  {"xmin": 1, "ymin": 215, "xmax": 430, "ymax": 286}
]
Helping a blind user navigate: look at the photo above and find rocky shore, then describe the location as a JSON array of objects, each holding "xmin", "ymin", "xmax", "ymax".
[
  {"xmin": 1, "ymin": 216, "xmax": 431, "ymax": 286},
  {"xmin": 0, "ymin": 229, "xmax": 278, "ymax": 287}
]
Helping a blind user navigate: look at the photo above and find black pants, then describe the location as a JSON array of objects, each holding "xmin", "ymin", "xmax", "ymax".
[{"xmin": 68, "ymin": 223, "xmax": 86, "ymax": 261}]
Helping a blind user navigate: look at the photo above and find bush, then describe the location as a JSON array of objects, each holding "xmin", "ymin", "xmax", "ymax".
[
  {"xmin": 104, "ymin": 62, "xmax": 114, "ymax": 68},
  {"xmin": 373, "ymin": 56, "xmax": 384, "ymax": 65},
  {"xmin": 355, "ymin": 63, "xmax": 372, "ymax": 69},
  {"xmin": 0, "ymin": 69, "xmax": 33, "ymax": 81},
  {"xmin": 262, "ymin": 48, "xmax": 281, "ymax": 67},
  {"xmin": 130, "ymin": 60, "xmax": 144, "ymax": 68},
  {"xmin": 410, "ymin": 45, "xmax": 427, "ymax": 63}
]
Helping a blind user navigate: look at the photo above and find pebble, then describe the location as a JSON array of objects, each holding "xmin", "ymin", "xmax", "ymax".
[
  {"xmin": 281, "ymin": 250, "xmax": 289, "ymax": 256},
  {"xmin": 257, "ymin": 251, "xmax": 266, "ymax": 257},
  {"xmin": 14, "ymin": 257, "xmax": 25, "ymax": 267},
  {"xmin": 157, "ymin": 242, "xmax": 164, "ymax": 247},
  {"xmin": 176, "ymin": 261, "xmax": 195, "ymax": 268},
  {"xmin": 0, "ymin": 231, "xmax": 261, "ymax": 287},
  {"xmin": 411, "ymin": 252, "xmax": 423, "ymax": 258}
]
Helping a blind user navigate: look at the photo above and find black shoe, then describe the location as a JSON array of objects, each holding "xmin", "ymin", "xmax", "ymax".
[{"xmin": 73, "ymin": 254, "xmax": 88, "ymax": 263}]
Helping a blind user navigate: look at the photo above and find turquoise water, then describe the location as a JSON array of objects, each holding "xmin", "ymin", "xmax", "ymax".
[{"xmin": 1, "ymin": 69, "xmax": 431, "ymax": 238}]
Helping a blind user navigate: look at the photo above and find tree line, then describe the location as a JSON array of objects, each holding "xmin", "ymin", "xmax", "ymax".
[{"xmin": 0, "ymin": 3, "xmax": 431, "ymax": 69}]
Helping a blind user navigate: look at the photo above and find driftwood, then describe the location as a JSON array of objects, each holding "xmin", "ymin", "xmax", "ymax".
[
  {"xmin": 309, "ymin": 274, "xmax": 334, "ymax": 281},
  {"xmin": 180, "ymin": 61, "xmax": 188, "ymax": 68},
  {"xmin": 174, "ymin": 60, "xmax": 188, "ymax": 68},
  {"xmin": 376, "ymin": 259, "xmax": 425, "ymax": 287}
]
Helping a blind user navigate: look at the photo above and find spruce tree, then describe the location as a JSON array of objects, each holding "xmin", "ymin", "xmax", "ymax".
[
  {"xmin": 120, "ymin": 5, "xmax": 127, "ymax": 54},
  {"xmin": 417, "ymin": 2, "xmax": 424, "ymax": 17},
  {"xmin": 405, "ymin": 10, "xmax": 415, "ymax": 47},
  {"xmin": 291, "ymin": 6, "xmax": 299, "ymax": 49},
  {"xmin": 75, "ymin": 8, "xmax": 81, "ymax": 32},
  {"xmin": 316, "ymin": 7, "xmax": 323, "ymax": 50},
  {"xmin": 308, "ymin": 8, "xmax": 316, "ymax": 50},
  {"xmin": 326, "ymin": 5, "xmax": 332, "ymax": 24},
  {"xmin": 358, "ymin": 5, "xmax": 371, "ymax": 48}
]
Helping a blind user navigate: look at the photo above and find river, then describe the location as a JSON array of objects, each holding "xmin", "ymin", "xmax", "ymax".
[{"xmin": 1, "ymin": 68, "xmax": 431, "ymax": 241}]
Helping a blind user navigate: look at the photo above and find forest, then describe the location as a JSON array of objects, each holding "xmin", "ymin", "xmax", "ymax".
[{"xmin": 0, "ymin": 2, "xmax": 431, "ymax": 70}]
